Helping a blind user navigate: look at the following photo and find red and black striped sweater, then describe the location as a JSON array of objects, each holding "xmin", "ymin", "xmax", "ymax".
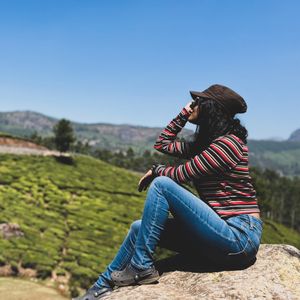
[{"xmin": 152, "ymin": 107, "xmax": 261, "ymax": 219}]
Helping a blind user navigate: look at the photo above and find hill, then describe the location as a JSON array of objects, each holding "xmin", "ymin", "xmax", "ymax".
[
  {"xmin": 0, "ymin": 154, "xmax": 150, "ymax": 298},
  {"xmin": 0, "ymin": 154, "xmax": 300, "ymax": 298},
  {"xmin": 0, "ymin": 110, "xmax": 192, "ymax": 155},
  {"xmin": 248, "ymin": 139, "xmax": 300, "ymax": 176},
  {"xmin": 0, "ymin": 111, "xmax": 57, "ymax": 137},
  {"xmin": 1, "ymin": 110, "xmax": 300, "ymax": 176},
  {"xmin": 289, "ymin": 128, "xmax": 300, "ymax": 141}
]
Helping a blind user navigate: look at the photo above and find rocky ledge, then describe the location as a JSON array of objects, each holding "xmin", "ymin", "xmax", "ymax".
[{"xmin": 106, "ymin": 244, "xmax": 300, "ymax": 300}]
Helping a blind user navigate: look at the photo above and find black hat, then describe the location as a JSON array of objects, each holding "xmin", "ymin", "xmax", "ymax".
[{"xmin": 190, "ymin": 84, "xmax": 247, "ymax": 115}]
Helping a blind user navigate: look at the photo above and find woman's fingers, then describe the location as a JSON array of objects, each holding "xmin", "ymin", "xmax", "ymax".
[
  {"xmin": 138, "ymin": 174, "xmax": 148, "ymax": 192},
  {"xmin": 138, "ymin": 173, "xmax": 147, "ymax": 185},
  {"xmin": 139, "ymin": 170, "xmax": 151, "ymax": 185},
  {"xmin": 138, "ymin": 171, "xmax": 154, "ymax": 192},
  {"xmin": 139, "ymin": 175, "xmax": 146, "ymax": 184},
  {"xmin": 138, "ymin": 178, "xmax": 144, "ymax": 192}
]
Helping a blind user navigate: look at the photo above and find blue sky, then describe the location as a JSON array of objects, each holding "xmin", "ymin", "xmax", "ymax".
[{"xmin": 0, "ymin": 0, "xmax": 299, "ymax": 140}]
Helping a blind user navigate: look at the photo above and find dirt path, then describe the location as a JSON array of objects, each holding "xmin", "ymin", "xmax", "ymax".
[
  {"xmin": 0, "ymin": 137, "xmax": 65, "ymax": 156},
  {"xmin": 0, "ymin": 145, "xmax": 64, "ymax": 156}
]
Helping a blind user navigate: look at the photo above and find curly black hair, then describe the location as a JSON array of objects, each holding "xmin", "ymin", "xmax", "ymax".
[{"xmin": 188, "ymin": 99, "xmax": 248, "ymax": 155}]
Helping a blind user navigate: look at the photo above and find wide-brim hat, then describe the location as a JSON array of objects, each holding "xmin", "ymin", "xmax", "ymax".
[{"xmin": 190, "ymin": 84, "xmax": 247, "ymax": 115}]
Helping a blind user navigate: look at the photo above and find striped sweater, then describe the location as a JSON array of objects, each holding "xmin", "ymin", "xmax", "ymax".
[{"xmin": 152, "ymin": 107, "xmax": 260, "ymax": 219}]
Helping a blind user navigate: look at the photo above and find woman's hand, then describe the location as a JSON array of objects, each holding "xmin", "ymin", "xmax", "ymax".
[
  {"xmin": 138, "ymin": 169, "xmax": 155, "ymax": 192},
  {"xmin": 184, "ymin": 101, "xmax": 196, "ymax": 114}
]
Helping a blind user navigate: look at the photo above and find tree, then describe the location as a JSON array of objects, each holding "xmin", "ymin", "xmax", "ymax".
[
  {"xmin": 73, "ymin": 140, "xmax": 92, "ymax": 154},
  {"xmin": 126, "ymin": 147, "xmax": 135, "ymax": 158},
  {"xmin": 53, "ymin": 119, "xmax": 76, "ymax": 152},
  {"xmin": 143, "ymin": 150, "xmax": 151, "ymax": 158}
]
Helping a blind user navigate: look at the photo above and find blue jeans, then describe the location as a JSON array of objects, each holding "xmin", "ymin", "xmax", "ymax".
[{"xmin": 96, "ymin": 176, "xmax": 263, "ymax": 288}]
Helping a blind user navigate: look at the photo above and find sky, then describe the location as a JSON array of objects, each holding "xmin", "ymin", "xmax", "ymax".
[{"xmin": 0, "ymin": 0, "xmax": 299, "ymax": 140}]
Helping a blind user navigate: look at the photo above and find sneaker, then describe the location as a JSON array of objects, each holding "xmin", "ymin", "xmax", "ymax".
[
  {"xmin": 72, "ymin": 284, "xmax": 113, "ymax": 300},
  {"xmin": 111, "ymin": 263, "xmax": 160, "ymax": 287}
]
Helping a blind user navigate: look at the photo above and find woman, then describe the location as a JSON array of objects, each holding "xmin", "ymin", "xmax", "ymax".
[{"xmin": 73, "ymin": 84, "xmax": 263, "ymax": 300}]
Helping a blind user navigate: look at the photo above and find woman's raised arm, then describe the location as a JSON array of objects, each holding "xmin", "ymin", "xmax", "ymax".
[{"xmin": 153, "ymin": 102, "xmax": 195, "ymax": 159}]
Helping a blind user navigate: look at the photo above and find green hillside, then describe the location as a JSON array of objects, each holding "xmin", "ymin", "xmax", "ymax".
[
  {"xmin": 261, "ymin": 219, "xmax": 300, "ymax": 246},
  {"xmin": 248, "ymin": 140, "xmax": 300, "ymax": 176},
  {"xmin": 0, "ymin": 154, "xmax": 299, "ymax": 298},
  {"xmin": 0, "ymin": 154, "xmax": 146, "ymax": 297}
]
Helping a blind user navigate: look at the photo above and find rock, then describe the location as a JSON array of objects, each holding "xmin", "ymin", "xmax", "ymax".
[
  {"xmin": 107, "ymin": 244, "xmax": 300, "ymax": 300},
  {"xmin": 0, "ymin": 223, "xmax": 24, "ymax": 239}
]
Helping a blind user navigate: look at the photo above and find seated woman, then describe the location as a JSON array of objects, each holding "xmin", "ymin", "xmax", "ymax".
[{"xmin": 73, "ymin": 84, "xmax": 263, "ymax": 300}]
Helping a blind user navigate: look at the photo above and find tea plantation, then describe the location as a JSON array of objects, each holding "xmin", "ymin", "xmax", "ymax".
[
  {"xmin": 0, "ymin": 154, "xmax": 149, "ymax": 296},
  {"xmin": 0, "ymin": 154, "xmax": 299, "ymax": 298}
]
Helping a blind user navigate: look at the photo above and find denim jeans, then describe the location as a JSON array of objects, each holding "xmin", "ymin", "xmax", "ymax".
[{"xmin": 96, "ymin": 176, "xmax": 263, "ymax": 288}]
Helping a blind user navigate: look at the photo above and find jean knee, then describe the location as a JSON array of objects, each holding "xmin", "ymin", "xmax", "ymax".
[
  {"xmin": 130, "ymin": 219, "xmax": 142, "ymax": 236},
  {"xmin": 150, "ymin": 176, "xmax": 174, "ymax": 189}
]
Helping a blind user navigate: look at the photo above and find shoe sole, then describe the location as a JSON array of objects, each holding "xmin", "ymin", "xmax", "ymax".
[
  {"xmin": 72, "ymin": 290, "xmax": 113, "ymax": 300},
  {"xmin": 113, "ymin": 271, "xmax": 160, "ymax": 286},
  {"xmin": 137, "ymin": 271, "xmax": 160, "ymax": 285}
]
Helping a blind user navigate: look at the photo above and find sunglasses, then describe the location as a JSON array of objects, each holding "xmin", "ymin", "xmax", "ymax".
[{"xmin": 190, "ymin": 97, "xmax": 207, "ymax": 109}]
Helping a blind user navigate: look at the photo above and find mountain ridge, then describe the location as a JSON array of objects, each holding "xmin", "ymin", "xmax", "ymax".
[
  {"xmin": 1, "ymin": 110, "xmax": 300, "ymax": 176},
  {"xmin": 1, "ymin": 110, "xmax": 299, "ymax": 141},
  {"xmin": 289, "ymin": 128, "xmax": 300, "ymax": 141},
  {"xmin": 0, "ymin": 110, "xmax": 173, "ymax": 129},
  {"xmin": 0, "ymin": 110, "xmax": 194, "ymax": 154}
]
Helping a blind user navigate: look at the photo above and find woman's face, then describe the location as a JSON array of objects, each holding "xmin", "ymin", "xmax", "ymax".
[{"xmin": 188, "ymin": 105, "xmax": 201, "ymax": 124}]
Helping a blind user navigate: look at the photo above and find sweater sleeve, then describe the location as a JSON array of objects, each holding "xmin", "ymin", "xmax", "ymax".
[
  {"xmin": 152, "ymin": 135, "xmax": 244, "ymax": 183},
  {"xmin": 153, "ymin": 107, "xmax": 193, "ymax": 159}
]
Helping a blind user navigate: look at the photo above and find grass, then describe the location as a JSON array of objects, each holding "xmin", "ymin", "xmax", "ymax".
[
  {"xmin": 0, "ymin": 277, "xmax": 68, "ymax": 300},
  {"xmin": 261, "ymin": 218, "xmax": 300, "ymax": 247},
  {"xmin": 0, "ymin": 154, "xmax": 146, "ymax": 297}
]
